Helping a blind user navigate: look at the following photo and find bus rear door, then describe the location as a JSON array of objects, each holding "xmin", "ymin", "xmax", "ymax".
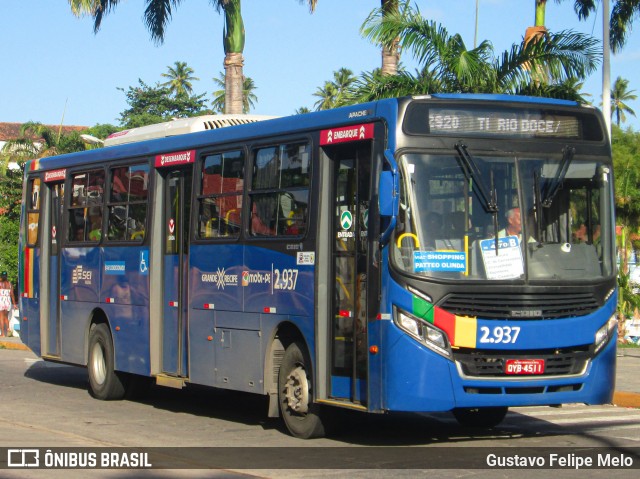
[
  {"xmin": 42, "ymin": 173, "xmax": 65, "ymax": 358},
  {"xmin": 158, "ymin": 151, "xmax": 195, "ymax": 378}
]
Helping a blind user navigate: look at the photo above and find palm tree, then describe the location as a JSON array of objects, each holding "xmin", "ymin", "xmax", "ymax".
[
  {"xmin": 610, "ymin": 0, "xmax": 640, "ymax": 52},
  {"xmin": 358, "ymin": 5, "xmax": 600, "ymax": 101},
  {"xmin": 68, "ymin": 0, "xmax": 317, "ymax": 114},
  {"xmin": 211, "ymin": 71, "xmax": 257, "ymax": 113},
  {"xmin": 312, "ymin": 68, "xmax": 357, "ymax": 110},
  {"xmin": 611, "ymin": 76, "xmax": 637, "ymax": 126},
  {"xmin": 161, "ymin": 61, "xmax": 199, "ymax": 97},
  {"xmin": 526, "ymin": 1, "xmax": 599, "ymax": 82},
  {"xmin": 313, "ymin": 82, "xmax": 339, "ymax": 111}
]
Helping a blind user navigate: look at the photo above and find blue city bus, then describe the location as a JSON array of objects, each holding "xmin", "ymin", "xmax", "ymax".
[{"xmin": 19, "ymin": 95, "xmax": 617, "ymax": 438}]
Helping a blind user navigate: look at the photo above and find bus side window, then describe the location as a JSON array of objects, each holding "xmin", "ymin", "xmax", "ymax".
[
  {"xmin": 197, "ymin": 151, "xmax": 244, "ymax": 239},
  {"xmin": 68, "ymin": 170, "xmax": 105, "ymax": 243},
  {"xmin": 249, "ymin": 142, "xmax": 310, "ymax": 238},
  {"xmin": 26, "ymin": 177, "xmax": 41, "ymax": 246},
  {"xmin": 107, "ymin": 164, "xmax": 149, "ymax": 242}
]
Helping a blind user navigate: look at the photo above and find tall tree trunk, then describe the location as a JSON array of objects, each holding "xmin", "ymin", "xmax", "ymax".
[
  {"xmin": 380, "ymin": 0, "xmax": 400, "ymax": 76},
  {"xmin": 223, "ymin": 0, "xmax": 245, "ymax": 114},
  {"xmin": 224, "ymin": 52, "xmax": 245, "ymax": 114}
]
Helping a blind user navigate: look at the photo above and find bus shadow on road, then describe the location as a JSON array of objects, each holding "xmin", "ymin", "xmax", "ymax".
[
  {"xmin": 23, "ymin": 361, "xmax": 636, "ymax": 445},
  {"xmin": 24, "ymin": 360, "xmax": 90, "ymax": 391}
]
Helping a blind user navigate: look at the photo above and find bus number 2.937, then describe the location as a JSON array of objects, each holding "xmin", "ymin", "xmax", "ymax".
[
  {"xmin": 479, "ymin": 325, "xmax": 521, "ymax": 344},
  {"xmin": 273, "ymin": 268, "xmax": 299, "ymax": 291}
]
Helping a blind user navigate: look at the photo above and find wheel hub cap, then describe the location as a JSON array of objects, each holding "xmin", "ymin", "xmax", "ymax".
[{"xmin": 285, "ymin": 366, "xmax": 309, "ymax": 414}]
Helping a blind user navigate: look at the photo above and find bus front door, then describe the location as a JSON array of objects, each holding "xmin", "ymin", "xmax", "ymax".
[
  {"xmin": 161, "ymin": 168, "xmax": 192, "ymax": 377},
  {"xmin": 328, "ymin": 143, "xmax": 371, "ymax": 405},
  {"xmin": 45, "ymin": 181, "xmax": 64, "ymax": 357}
]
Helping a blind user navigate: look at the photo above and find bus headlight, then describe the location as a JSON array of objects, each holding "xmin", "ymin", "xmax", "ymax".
[
  {"xmin": 594, "ymin": 315, "xmax": 618, "ymax": 354},
  {"xmin": 394, "ymin": 308, "xmax": 451, "ymax": 358}
]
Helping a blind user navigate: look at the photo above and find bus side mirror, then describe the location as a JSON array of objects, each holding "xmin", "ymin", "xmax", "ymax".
[
  {"xmin": 379, "ymin": 170, "xmax": 396, "ymax": 217},
  {"xmin": 379, "ymin": 170, "xmax": 398, "ymax": 245}
]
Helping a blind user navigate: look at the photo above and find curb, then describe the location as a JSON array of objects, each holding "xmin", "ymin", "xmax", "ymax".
[
  {"xmin": 0, "ymin": 339, "xmax": 30, "ymax": 351},
  {"xmin": 613, "ymin": 391, "xmax": 640, "ymax": 408}
]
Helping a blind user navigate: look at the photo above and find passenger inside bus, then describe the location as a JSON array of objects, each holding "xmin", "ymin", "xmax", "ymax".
[{"xmin": 251, "ymin": 199, "xmax": 276, "ymax": 236}]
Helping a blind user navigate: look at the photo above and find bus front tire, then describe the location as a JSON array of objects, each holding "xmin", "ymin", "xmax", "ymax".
[
  {"xmin": 452, "ymin": 406, "xmax": 508, "ymax": 428},
  {"xmin": 278, "ymin": 341, "xmax": 326, "ymax": 439},
  {"xmin": 88, "ymin": 323, "xmax": 127, "ymax": 400}
]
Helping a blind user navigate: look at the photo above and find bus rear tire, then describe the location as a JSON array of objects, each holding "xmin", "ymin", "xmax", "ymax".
[
  {"xmin": 452, "ymin": 406, "xmax": 508, "ymax": 428},
  {"xmin": 278, "ymin": 341, "xmax": 326, "ymax": 439},
  {"xmin": 88, "ymin": 323, "xmax": 127, "ymax": 400}
]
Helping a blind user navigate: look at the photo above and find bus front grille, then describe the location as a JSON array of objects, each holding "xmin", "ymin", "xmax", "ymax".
[
  {"xmin": 453, "ymin": 346, "xmax": 591, "ymax": 378},
  {"xmin": 440, "ymin": 291, "xmax": 600, "ymax": 319}
]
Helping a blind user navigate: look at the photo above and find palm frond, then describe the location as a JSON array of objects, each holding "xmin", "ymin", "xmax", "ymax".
[{"xmin": 144, "ymin": 0, "xmax": 183, "ymax": 45}]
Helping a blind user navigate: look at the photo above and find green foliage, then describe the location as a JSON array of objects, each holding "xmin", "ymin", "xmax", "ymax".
[
  {"xmin": 617, "ymin": 271, "xmax": 640, "ymax": 319},
  {"xmin": 0, "ymin": 166, "xmax": 24, "ymax": 222},
  {"xmin": 313, "ymin": 68, "xmax": 357, "ymax": 110},
  {"xmin": 84, "ymin": 124, "xmax": 120, "ymax": 140},
  {"xmin": 118, "ymin": 79, "xmax": 212, "ymax": 128},
  {"xmin": 611, "ymin": 76, "xmax": 637, "ymax": 126},
  {"xmin": 161, "ymin": 61, "xmax": 200, "ymax": 97},
  {"xmin": 0, "ymin": 167, "xmax": 22, "ymax": 286},
  {"xmin": 611, "ymin": 126, "xmax": 640, "ymax": 229},
  {"xmin": 356, "ymin": 4, "xmax": 600, "ymax": 102}
]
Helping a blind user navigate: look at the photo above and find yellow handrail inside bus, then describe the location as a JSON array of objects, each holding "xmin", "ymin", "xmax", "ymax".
[{"xmin": 396, "ymin": 233, "xmax": 420, "ymax": 249}]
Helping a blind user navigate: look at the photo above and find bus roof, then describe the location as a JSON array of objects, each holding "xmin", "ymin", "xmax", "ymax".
[
  {"xmin": 104, "ymin": 114, "xmax": 277, "ymax": 147},
  {"xmin": 29, "ymin": 95, "xmax": 600, "ymax": 173}
]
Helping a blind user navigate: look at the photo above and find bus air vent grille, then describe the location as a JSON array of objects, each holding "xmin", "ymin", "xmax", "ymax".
[
  {"xmin": 439, "ymin": 291, "xmax": 599, "ymax": 319},
  {"xmin": 454, "ymin": 346, "xmax": 591, "ymax": 378}
]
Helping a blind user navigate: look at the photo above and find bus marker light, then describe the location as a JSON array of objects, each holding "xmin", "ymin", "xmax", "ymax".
[
  {"xmin": 339, "ymin": 310, "xmax": 353, "ymax": 318},
  {"xmin": 204, "ymin": 304, "xmax": 215, "ymax": 309},
  {"xmin": 263, "ymin": 307, "xmax": 276, "ymax": 314},
  {"xmin": 169, "ymin": 301, "xmax": 179, "ymax": 308},
  {"xmin": 207, "ymin": 336, "xmax": 213, "ymax": 341},
  {"xmin": 369, "ymin": 345, "xmax": 379, "ymax": 355},
  {"xmin": 115, "ymin": 326, "xmax": 121, "ymax": 331},
  {"xmin": 105, "ymin": 298, "xmax": 115, "ymax": 303},
  {"xmin": 60, "ymin": 295, "xmax": 68, "ymax": 301}
]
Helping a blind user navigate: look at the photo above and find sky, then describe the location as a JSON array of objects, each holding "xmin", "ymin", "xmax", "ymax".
[{"xmin": 2, "ymin": 0, "xmax": 640, "ymax": 131}]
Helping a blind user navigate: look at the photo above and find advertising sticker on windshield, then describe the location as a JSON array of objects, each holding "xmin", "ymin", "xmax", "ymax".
[{"xmin": 414, "ymin": 251, "xmax": 466, "ymax": 273}]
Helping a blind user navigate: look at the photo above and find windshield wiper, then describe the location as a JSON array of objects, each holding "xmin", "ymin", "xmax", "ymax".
[
  {"xmin": 455, "ymin": 141, "xmax": 500, "ymax": 253},
  {"xmin": 455, "ymin": 142, "xmax": 498, "ymax": 213},
  {"xmin": 542, "ymin": 146, "xmax": 575, "ymax": 207}
]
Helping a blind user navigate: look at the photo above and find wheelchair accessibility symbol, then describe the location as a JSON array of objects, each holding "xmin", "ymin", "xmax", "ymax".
[{"xmin": 139, "ymin": 250, "xmax": 149, "ymax": 275}]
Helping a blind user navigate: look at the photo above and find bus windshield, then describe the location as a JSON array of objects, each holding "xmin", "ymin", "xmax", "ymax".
[{"xmin": 393, "ymin": 150, "xmax": 614, "ymax": 281}]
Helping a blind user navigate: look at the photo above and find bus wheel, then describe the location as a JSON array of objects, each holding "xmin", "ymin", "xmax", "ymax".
[
  {"xmin": 278, "ymin": 341, "xmax": 326, "ymax": 439},
  {"xmin": 452, "ymin": 406, "xmax": 508, "ymax": 428},
  {"xmin": 88, "ymin": 323, "xmax": 126, "ymax": 400}
]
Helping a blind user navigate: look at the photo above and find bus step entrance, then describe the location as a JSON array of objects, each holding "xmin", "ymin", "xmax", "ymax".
[{"xmin": 156, "ymin": 374, "xmax": 186, "ymax": 390}]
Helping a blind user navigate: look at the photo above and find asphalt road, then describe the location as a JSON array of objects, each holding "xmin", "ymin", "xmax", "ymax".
[{"xmin": 0, "ymin": 348, "xmax": 639, "ymax": 478}]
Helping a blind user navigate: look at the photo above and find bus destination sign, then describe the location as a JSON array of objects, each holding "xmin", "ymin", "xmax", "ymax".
[{"xmin": 427, "ymin": 108, "xmax": 580, "ymax": 138}]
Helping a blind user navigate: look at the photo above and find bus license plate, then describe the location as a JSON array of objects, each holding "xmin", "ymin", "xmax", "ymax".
[{"xmin": 505, "ymin": 359, "xmax": 545, "ymax": 375}]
